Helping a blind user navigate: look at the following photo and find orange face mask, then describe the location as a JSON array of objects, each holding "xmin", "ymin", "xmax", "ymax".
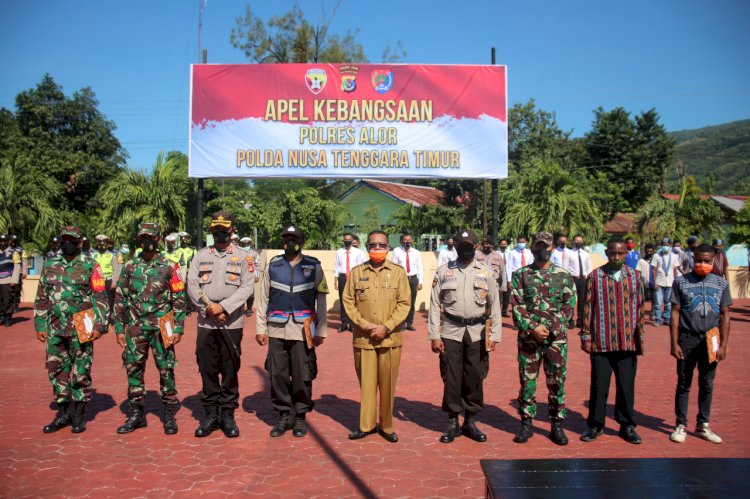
[
  {"xmin": 368, "ymin": 250, "xmax": 387, "ymax": 264},
  {"xmin": 694, "ymin": 262, "xmax": 713, "ymax": 276}
]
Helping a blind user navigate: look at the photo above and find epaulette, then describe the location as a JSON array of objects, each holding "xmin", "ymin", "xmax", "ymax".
[
  {"xmin": 448, "ymin": 260, "xmax": 459, "ymax": 269},
  {"xmin": 270, "ymin": 254, "xmax": 284, "ymax": 263},
  {"xmin": 302, "ymin": 254, "xmax": 321, "ymax": 265}
]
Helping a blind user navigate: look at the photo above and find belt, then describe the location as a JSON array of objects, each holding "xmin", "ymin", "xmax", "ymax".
[{"xmin": 443, "ymin": 311, "xmax": 485, "ymax": 326}]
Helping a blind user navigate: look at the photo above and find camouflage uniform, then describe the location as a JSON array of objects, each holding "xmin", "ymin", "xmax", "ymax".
[
  {"xmin": 115, "ymin": 248, "xmax": 186, "ymax": 403},
  {"xmin": 511, "ymin": 248, "xmax": 576, "ymax": 421},
  {"xmin": 34, "ymin": 226, "xmax": 108, "ymax": 433}
]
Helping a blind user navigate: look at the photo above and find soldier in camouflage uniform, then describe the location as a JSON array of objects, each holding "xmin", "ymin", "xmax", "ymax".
[
  {"xmin": 511, "ymin": 231, "xmax": 576, "ymax": 446},
  {"xmin": 114, "ymin": 223, "xmax": 186, "ymax": 435},
  {"xmin": 34, "ymin": 226, "xmax": 109, "ymax": 434}
]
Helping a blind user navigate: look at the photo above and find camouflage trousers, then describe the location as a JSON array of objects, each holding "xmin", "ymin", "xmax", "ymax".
[
  {"xmin": 517, "ymin": 339, "xmax": 567, "ymax": 420},
  {"xmin": 123, "ymin": 327, "xmax": 178, "ymax": 404},
  {"xmin": 46, "ymin": 333, "xmax": 94, "ymax": 403}
]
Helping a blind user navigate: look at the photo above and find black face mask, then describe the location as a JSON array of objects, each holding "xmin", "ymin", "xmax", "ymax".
[
  {"xmin": 61, "ymin": 241, "xmax": 80, "ymax": 256},
  {"xmin": 403, "ymin": 242, "xmax": 412, "ymax": 250},
  {"xmin": 499, "ymin": 247, "xmax": 507, "ymax": 253},
  {"xmin": 574, "ymin": 243, "xmax": 583, "ymax": 249},
  {"xmin": 343, "ymin": 240, "xmax": 352, "ymax": 248},
  {"xmin": 138, "ymin": 239, "xmax": 157, "ymax": 252},
  {"xmin": 533, "ymin": 248, "xmax": 552, "ymax": 262},
  {"xmin": 213, "ymin": 231, "xmax": 231, "ymax": 244},
  {"xmin": 456, "ymin": 246, "xmax": 475, "ymax": 262},
  {"xmin": 283, "ymin": 238, "xmax": 301, "ymax": 256},
  {"xmin": 482, "ymin": 247, "xmax": 492, "ymax": 255}
]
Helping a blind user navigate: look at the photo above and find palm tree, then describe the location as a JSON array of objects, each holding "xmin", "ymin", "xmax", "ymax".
[
  {"xmin": 96, "ymin": 152, "xmax": 191, "ymax": 242},
  {"xmin": 499, "ymin": 157, "xmax": 603, "ymax": 240},
  {"xmin": 0, "ymin": 155, "xmax": 63, "ymax": 249}
]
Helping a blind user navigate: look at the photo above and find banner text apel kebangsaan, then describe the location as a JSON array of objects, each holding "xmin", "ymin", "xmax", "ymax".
[{"xmin": 189, "ymin": 64, "xmax": 507, "ymax": 179}]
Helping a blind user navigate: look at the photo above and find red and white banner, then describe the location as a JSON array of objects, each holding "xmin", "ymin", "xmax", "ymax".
[{"xmin": 189, "ymin": 64, "xmax": 507, "ymax": 179}]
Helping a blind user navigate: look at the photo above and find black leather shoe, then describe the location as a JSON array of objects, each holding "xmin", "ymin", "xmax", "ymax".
[
  {"xmin": 378, "ymin": 428, "xmax": 398, "ymax": 443},
  {"xmin": 195, "ymin": 406, "xmax": 220, "ymax": 437},
  {"xmin": 117, "ymin": 403, "xmax": 147, "ymax": 434},
  {"xmin": 462, "ymin": 414, "xmax": 487, "ymax": 442},
  {"xmin": 619, "ymin": 425, "xmax": 642, "ymax": 444},
  {"xmin": 580, "ymin": 427, "xmax": 603, "ymax": 442},
  {"xmin": 513, "ymin": 418, "xmax": 533, "ymax": 443},
  {"xmin": 440, "ymin": 415, "xmax": 461, "ymax": 443},
  {"xmin": 43, "ymin": 402, "xmax": 71, "ymax": 433},
  {"xmin": 550, "ymin": 420, "xmax": 568, "ymax": 446},
  {"xmin": 270, "ymin": 413, "xmax": 292, "ymax": 437},
  {"xmin": 292, "ymin": 416, "xmax": 307, "ymax": 437},
  {"xmin": 406, "ymin": 323, "xmax": 416, "ymax": 331},
  {"xmin": 71, "ymin": 402, "xmax": 87, "ymax": 433},
  {"xmin": 348, "ymin": 427, "xmax": 378, "ymax": 440},
  {"xmin": 163, "ymin": 403, "xmax": 178, "ymax": 435},
  {"xmin": 220, "ymin": 408, "xmax": 240, "ymax": 438}
]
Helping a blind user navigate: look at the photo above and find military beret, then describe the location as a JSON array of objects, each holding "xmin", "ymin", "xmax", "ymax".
[
  {"xmin": 137, "ymin": 222, "xmax": 161, "ymax": 237},
  {"xmin": 532, "ymin": 231, "xmax": 554, "ymax": 246},
  {"xmin": 210, "ymin": 212, "xmax": 235, "ymax": 228},
  {"xmin": 687, "ymin": 236, "xmax": 698, "ymax": 244},
  {"xmin": 454, "ymin": 229, "xmax": 478, "ymax": 246},
  {"xmin": 281, "ymin": 225, "xmax": 305, "ymax": 240},
  {"xmin": 60, "ymin": 226, "xmax": 83, "ymax": 239}
]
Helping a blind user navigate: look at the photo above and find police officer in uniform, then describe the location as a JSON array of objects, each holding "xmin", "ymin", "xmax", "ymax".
[
  {"xmin": 0, "ymin": 234, "xmax": 21, "ymax": 326},
  {"xmin": 178, "ymin": 231, "xmax": 196, "ymax": 269},
  {"xmin": 187, "ymin": 212, "xmax": 254, "ymax": 438},
  {"xmin": 429, "ymin": 230, "xmax": 502, "ymax": 443},
  {"xmin": 239, "ymin": 236, "xmax": 260, "ymax": 317},
  {"xmin": 162, "ymin": 234, "xmax": 183, "ymax": 266},
  {"xmin": 256, "ymin": 226, "xmax": 328, "ymax": 438},
  {"xmin": 511, "ymin": 231, "xmax": 576, "ymax": 446},
  {"xmin": 10, "ymin": 235, "xmax": 25, "ymax": 312},
  {"xmin": 46, "ymin": 236, "xmax": 61, "ymax": 261}
]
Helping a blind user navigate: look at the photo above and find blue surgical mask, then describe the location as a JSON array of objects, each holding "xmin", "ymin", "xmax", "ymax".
[
  {"xmin": 661, "ymin": 245, "xmax": 671, "ymax": 253},
  {"xmin": 517, "ymin": 242, "xmax": 526, "ymax": 250}
]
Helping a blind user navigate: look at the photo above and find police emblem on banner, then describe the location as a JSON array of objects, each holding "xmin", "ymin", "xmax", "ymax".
[
  {"xmin": 305, "ymin": 69, "xmax": 328, "ymax": 94},
  {"xmin": 371, "ymin": 70, "xmax": 394, "ymax": 94},
  {"xmin": 339, "ymin": 65, "xmax": 359, "ymax": 93}
]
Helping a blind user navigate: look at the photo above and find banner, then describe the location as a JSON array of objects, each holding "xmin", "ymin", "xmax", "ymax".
[{"xmin": 189, "ymin": 63, "xmax": 507, "ymax": 179}]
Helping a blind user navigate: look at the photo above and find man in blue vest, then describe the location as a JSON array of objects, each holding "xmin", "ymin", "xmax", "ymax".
[{"xmin": 256, "ymin": 225, "xmax": 328, "ymax": 438}]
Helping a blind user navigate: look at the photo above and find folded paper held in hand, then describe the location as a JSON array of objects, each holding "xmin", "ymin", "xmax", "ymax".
[
  {"xmin": 159, "ymin": 311, "xmax": 175, "ymax": 347},
  {"xmin": 73, "ymin": 308, "xmax": 96, "ymax": 343},
  {"xmin": 706, "ymin": 327, "xmax": 721, "ymax": 363}
]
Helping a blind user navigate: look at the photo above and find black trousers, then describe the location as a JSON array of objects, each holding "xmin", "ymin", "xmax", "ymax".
[
  {"xmin": 675, "ymin": 331, "xmax": 717, "ymax": 426},
  {"xmin": 11, "ymin": 279, "xmax": 21, "ymax": 308},
  {"xmin": 439, "ymin": 331, "xmax": 486, "ymax": 415},
  {"xmin": 105, "ymin": 280, "xmax": 115, "ymax": 324},
  {"xmin": 501, "ymin": 287, "xmax": 510, "ymax": 315},
  {"xmin": 587, "ymin": 351, "xmax": 637, "ymax": 429},
  {"xmin": 406, "ymin": 275, "xmax": 418, "ymax": 325},
  {"xmin": 338, "ymin": 274, "xmax": 350, "ymax": 327},
  {"xmin": 196, "ymin": 327, "xmax": 243, "ymax": 409},
  {"xmin": 573, "ymin": 276, "xmax": 587, "ymax": 327},
  {"xmin": 266, "ymin": 337, "xmax": 317, "ymax": 415},
  {"xmin": 0, "ymin": 283, "xmax": 13, "ymax": 319}
]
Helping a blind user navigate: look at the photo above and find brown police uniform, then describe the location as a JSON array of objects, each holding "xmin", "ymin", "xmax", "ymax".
[{"xmin": 343, "ymin": 259, "xmax": 410, "ymax": 434}]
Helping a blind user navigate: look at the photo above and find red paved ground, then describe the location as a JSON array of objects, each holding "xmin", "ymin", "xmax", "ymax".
[{"xmin": 1, "ymin": 300, "xmax": 749, "ymax": 497}]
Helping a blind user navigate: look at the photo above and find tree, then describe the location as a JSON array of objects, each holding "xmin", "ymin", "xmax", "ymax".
[
  {"xmin": 0, "ymin": 155, "xmax": 63, "ymax": 250},
  {"xmin": 498, "ymin": 158, "xmax": 603, "ymax": 241},
  {"xmin": 96, "ymin": 152, "xmax": 191, "ymax": 243},
  {"xmin": 583, "ymin": 107, "xmax": 675, "ymax": 210},
  {"xmin": 392, "ymin": 203, "xmax": 463, "ymax": 245},
  {"xmin": 730, "ymin": 201, "xmax": 750, "ymax": 248},
  {"xmin": 636, "ymin": 176, "xmax": 723, "ymax": 243},
  {"xmin": 230, "ymin": 3, "xmax": 404, "ymax": 64}
]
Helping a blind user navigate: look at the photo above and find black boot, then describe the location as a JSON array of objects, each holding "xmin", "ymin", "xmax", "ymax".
[
  {"xmin": 550, "ymin": 419, "xmax": 568, "ymax": 446},
  {"xmin": 220, "ymin": 408, "xmax": 240, "ymax": 438},
  {"xmin": 292, "ymin": 414, "xmax": 307, "ymax": 437},
  {"xmin": 513, "ymin": 417, "xmax": 533, "ymax": 443},
  {"xmin": 439, "ymin": 414, "xmax": 461, "ymax": 443},
  {"xmin": 462, "ymin": 413, "xmax": 487, "ymax": 442},
  {"xmin": 117, "ymin": 403, "xmax": 147, "ymax": 434},
  {"xmin": 270, "ymin": 412, "xmax": 292, "ymax": 437},
  {"xmin": 71, "ymin": 401, "xmax": 87, "ymax": 433},
  {"xmin": 43, "ymin": 402, "xmax": 71, "ymax": 433},
  {"xmin": 194, "ymin": 406, "xmax": 220, "ymax": 437},
  {"xmin": 163, "ymin": 403, "xmax": 178, "ymax": 435}
]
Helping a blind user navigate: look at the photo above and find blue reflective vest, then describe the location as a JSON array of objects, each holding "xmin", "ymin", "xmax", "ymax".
[{"xmin": 267, "ymin": 255, "xmax": 319, "ymax": 324}]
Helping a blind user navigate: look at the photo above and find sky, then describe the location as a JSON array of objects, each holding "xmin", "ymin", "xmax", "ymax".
[{"xmin": 1, "ymin": 0, "xmax": 749, "ymax": 171}]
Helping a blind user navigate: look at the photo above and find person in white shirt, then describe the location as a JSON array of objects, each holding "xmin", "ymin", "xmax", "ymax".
[
  {"xmin": 651, "ymin": 237, "xmax": 681, "ymax": 326},
  {"xmin": 570, "ymin": 234, "xmax": 593, "ymax": 327},
  {"xmin": 552, "ymin": 235, "xmax": 575, "ymax": 327},
  {"xmin": 506, "ymin": 236, "xmax": 534, "ymax": 329},
  {"xmin": 437, "ymin": 237, "xmax": 458, "ymax": 268},
  {"xmin": 497, "ymin": 238, "xmax": 511, "ymax": 317},
  {"xmin": 391, "ymin": 233, "xmax": 423, "ymax": 330},
  {"xmin": 334, "ymin": 232, "xmax": 366, "ymax": 332}
]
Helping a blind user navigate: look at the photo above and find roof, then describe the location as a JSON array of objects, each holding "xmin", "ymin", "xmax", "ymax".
[
  {"xmin": 339, "ymin": 179, "xmax": 444, "ymax": 207},
  {"xmin": 604, "ymin": 212, "xmax": 637, "ymax": 235},
  {"xmin": 710, "ymin": 195, "xmax": 748, "ymax": 213}
]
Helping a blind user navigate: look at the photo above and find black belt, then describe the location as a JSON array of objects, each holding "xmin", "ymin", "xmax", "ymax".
[{"xmin": 443, "ymin": 311, "xmax": 485, "ymax": 326}]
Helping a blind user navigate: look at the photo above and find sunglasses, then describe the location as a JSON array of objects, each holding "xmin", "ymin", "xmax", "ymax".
[{"xmin": 368, "ymin": 243, "xmax": 388, "ymax": 249}]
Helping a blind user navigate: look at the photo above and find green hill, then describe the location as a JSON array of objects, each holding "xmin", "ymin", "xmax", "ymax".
[{"xmin": 666, "ymin": 119, "xmax": 750, "ymax": 194}]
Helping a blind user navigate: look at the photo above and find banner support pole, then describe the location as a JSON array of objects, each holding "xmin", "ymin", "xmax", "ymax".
[
  {"xmin": 491, "ymin": 47, "xmax": 499, "ymax": 243},
  {"xmin": 196, "ymin": 48, "xmax": 207, "ymax": 249}
]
